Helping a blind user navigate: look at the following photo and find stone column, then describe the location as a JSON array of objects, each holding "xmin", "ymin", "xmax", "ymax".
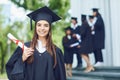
[{"xmin": 110, "ymin": 0, "xmax": 120, "ymax": 66}]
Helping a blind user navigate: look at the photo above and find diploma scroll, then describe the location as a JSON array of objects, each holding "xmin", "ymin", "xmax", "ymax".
[{"xmin": 7, "ymin": 33, "xmax": 27, "ymax": 51}]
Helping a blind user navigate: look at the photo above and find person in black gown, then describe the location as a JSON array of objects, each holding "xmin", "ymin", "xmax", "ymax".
[
  {"xmin": 79, "ymin": 14, "xmax": 94, "ymax": 72},
  {"xmin": 69, "ymin": 17, "xmax": 83, "ymax": 69},
  {"xmin": 62, "ymin": 27, "xmax": 80, "ymax": 77},
  {"xmin": 91, "ymin": 8, "xmax": 105, "ymax": 67},
  {"xmin": 6, "ymin": 6, "xmax": 66, "ymax": 80}
]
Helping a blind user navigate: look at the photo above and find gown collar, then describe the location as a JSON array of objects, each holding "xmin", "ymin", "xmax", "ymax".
[{"xmin": 36, "ymin": 40, "xmax": 46, "ymax": 53}]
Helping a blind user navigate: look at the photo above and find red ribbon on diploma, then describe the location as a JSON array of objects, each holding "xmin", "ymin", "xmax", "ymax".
[
  {"xmin": 15, "ymin": 39, "xmax": 24, "ymax": 51},
  {"xmin": 7, "ymin": 33, "xmax": 27, "ymax": 52}
]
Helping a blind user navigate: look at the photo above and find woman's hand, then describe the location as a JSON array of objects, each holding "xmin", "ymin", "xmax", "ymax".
[
  {"xmin": 72, "ymin": 34, "xmax": 76, "ymax": 38},
  {"xmin": 22, "ymin": 48, "xmax": 34, "ymax": 62},
  {"xmin": 77, "ymin": 45, "xmax": 81, "ymax": 48}
]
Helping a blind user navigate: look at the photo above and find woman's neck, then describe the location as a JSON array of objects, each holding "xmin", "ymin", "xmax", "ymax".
[{"xmin": 38, "ymin": 37, "xmax": 47, "ymax": 47}]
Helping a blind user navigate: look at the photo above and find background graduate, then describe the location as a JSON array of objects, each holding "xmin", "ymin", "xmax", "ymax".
[
  {"xmin": 6, "ymin": 6, "xmax": 66, "ymax": 80},
  {"xmin": 69, "ymin": 17, "xmax": 83, "ymax": 69},
  {"xmin": 92, "ymin": 8, "xmax": 105, "ymax": 67},
  {"xmin": 62, "ymin": 27, "xmax": 81, "ymax": 77},
  {"xmin": 79, "ymin": 14, "xmax": 94, "ymax": 72}
]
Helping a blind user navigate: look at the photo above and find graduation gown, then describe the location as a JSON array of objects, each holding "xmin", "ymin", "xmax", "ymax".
[
  {"xmin": 62, "ymin": 35, "xmax": 79, "ymax": 64},
  {"xmin": 68, "ymin": 26, "xmax": 82, "ymax": 64},
  {"xmin": 93, "ymin": 15, "xmax": 105, "ymax": 50},
  {"xmin": 6, "ymin": 42, "xmax": 66, "ymax": 80},
  {"xmin": 79, "ymin": 21, "xmax": 93, "ymax": 54},
  {"xmin": 69, "ymin": 25, "xmax": 81, "ymax": 35},
  {"xmin": 68, "ymin": 26, "xmax": 82, "ymax": 53}
]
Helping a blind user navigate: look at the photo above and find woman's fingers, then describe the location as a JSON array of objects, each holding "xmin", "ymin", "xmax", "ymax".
[{"xmin": 22, "ymin": 47, "xmax": 34, "ymax": 62}]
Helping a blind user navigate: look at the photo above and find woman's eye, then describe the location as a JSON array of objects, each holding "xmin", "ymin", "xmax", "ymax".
[
  {"xmin": 37, "ymin": 23, "xmax": 49, "ymax": 27},
  {"xmin": 44, "ymin": 24, "xmax": 49, "ymax": 27},
  {"xmin": 38, "ymin": 24, "xmax": 41, "ymax": 27},
  {"xmin": 37, "ymin": 24, "xmax": 41, "ymax": 27}
]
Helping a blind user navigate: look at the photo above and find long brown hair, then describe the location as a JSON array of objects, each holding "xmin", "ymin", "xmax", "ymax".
[{"xmin": 27, "ymin": 22, "xmax": 57, "ymax": 67}]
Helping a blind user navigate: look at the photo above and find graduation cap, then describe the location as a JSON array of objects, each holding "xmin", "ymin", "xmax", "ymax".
[
  {"xmin": 64, "ymin": 27, "xmax": 71, "ymax": 31},
  {"xmin": 89, "ymin": 15, "xmax": 94, "ymax": 19},
  {"xmin": 71, "ymin": 17, "xmax": 77, "ymax": 21},
  {"xmin": 92, "ymin": 8, "xmax": 99, "ymax": 12},
  {"xmin": 81, "ymin": 14, "xmax": 86, "ymax": 19},
  {"xmin": 27, "ymin": 6, "xmax": 61, "ymax": 30},
  {"xmin": 81, "ymin": 14, "xmax": 86, "ymax": 20}
]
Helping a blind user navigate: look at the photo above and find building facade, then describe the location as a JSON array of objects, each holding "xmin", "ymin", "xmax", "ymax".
[{"xmin": 70, "ymin": 0, "xmax": 120, "ymax": 66}]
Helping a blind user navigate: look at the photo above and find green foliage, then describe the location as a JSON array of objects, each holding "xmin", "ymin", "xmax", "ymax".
[
  {"xmin": 0, "ymin": 26, "xmax": 12, "ymax": 73},
  {"xmin": 0, "ymin": 11, "xmax": 31, "ymax": 74},
  {"xmin": 49, "ymin": 0, "xmax": 70, "ymax": 19},
  {"xmin": 11, "ymin": 0, "xmax": 45, "ymax": 10},
  {"xmin": 0, "ymin": 72, "xmax": 7, "ymax": 79},
  {"xmin": 10, "ymin": 0, "xmax": 70, "ymax": 18},
  {"xmin": 0, "ymin": 21, "xmax": 24, "ymax": 74},
  {"xmin": 52, "ymin": 20, "xmax": 70, "ymax": 48}
]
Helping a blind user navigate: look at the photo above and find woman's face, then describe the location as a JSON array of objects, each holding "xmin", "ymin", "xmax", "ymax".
[
  {"xmin": 66, "ymin": 30, "xmax": 71, "ymax": 35},
  {"xmin": 89, "ymin": 18, "xmax": 93, "ymax": 23},
  {"xmin": 93, "ymin": 12, "xmax": 97, "ymax": 16},
  {"xmin": 71, "ymin": 19, "xmax": 77, "ymax": 25},
  {"xmin": 36, "ymin": 20, "xmax": 50, "ymax": 38}
]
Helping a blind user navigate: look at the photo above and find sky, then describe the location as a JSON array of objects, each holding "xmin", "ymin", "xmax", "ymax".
[
  {"xmin": 0, "ymin": 0, "xmax": 8, "ymax": 4},
  {"xmin": 0, "ymin": 0, "xmax": 27, "ymax": 22}
]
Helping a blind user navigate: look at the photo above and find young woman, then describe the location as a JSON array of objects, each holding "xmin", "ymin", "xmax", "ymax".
[
  {"xmin": 79, "ymin": 14, "xmax": 94, "ymax": 72},
  {"xmin": 92, "ymin": 8, "xmax": 105, "ymax": 67},
  {"xmin": 62, "ymin": 28, "xmax": 73, "ymax": 77},
  {"xmin": 62, "ymin": 27, "xmax": 81, "ymax": 77},
  {"xmin": 6, "ymin": 6, "xmax": 66, "ymax": 80}
]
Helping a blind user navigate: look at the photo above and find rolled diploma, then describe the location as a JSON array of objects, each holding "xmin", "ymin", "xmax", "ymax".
[{"xmin": 7, "ymin": 33, "xmax": 27, "ymax": 50}]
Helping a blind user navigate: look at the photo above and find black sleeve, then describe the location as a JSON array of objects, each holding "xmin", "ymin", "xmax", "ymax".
[
  {"xmin": 6, "ymin": 47, "xmax": 25, "ymax": 80},
  {"xmin": 62, "ymin": 37, "xmax": 70, "ymax": 48},
  {"xmin": 95, "ymin": 16, "xmax": 105, "ymax": 31},
  {"xmin": 54, "ymin": 48, "xmax": 66, "ymax": 80},
  {"xmin": 80, "ymin": 25, "xmax": 87, "ymax": 35}
]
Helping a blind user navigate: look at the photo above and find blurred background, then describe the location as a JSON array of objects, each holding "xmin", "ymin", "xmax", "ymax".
[{"xmin": 0, "ymin": 0, "xmax": 120, "ymax": 79}]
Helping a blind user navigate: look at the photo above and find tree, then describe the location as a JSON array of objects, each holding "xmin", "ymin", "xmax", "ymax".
[
  {"xmin": 0, "ymin": 26, "xmax": 11, "ymax": 74},
  {"xmin": 11, "ymin": 0, "xmax": 45, "ymax": 10},
  {"xmin": 0, "ymin": 5, "xmax": 29, "ymax": 73},
  {"xmin": 0, "ymin": 6, "xmax": 6, "ymax": 74},
  {"xmin": 10, "ymin": 0, "xmax": 70, "ymax": 16}
]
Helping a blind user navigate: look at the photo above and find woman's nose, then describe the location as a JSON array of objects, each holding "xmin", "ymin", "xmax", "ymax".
[{"xmin": 41, "ymin": 25, "xmax": 45, "ymax": 29}]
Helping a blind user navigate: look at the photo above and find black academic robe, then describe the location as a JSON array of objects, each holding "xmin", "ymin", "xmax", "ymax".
[
  {"xmin": 93, "ymin": 15, "xmax": 105, "ymax": 50},
  {"xmin": 68, "ymin": 26, "xmax": 82, "ymax": 64},
  {"xmin": 69, "ymin": 25, "xmax": 81, "ymax": 35},
  {"xmin": 6, "ymin": 42, "xmax": 66, "ymax": 80},
  {"xmin": 79, "ymin": 21, "xmax": 93, "ymax": 54},
  {"xmin": 68, "ymin": 26, "xmax": 81, "ymax": 52},
  {"xmin": 62, "ymin": 35, "xmax": 79, "ymax": 64}
]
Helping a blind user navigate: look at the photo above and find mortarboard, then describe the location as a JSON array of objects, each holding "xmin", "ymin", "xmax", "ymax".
[
  {"xmin": 64, "ymin": 27, "xmax": 71, "ymax": 31},
  {"xmin": 81, "ymin": 14, "xmax": 86, "ymax": 19},
  {"xmin": 92, "ymin": 8, "xmax": 99, "ymax": 12},
  {"xmin": 89, "ymin": 15, "xmax": 94, "ymax": 19},
  {"xmin": 71, "ymin": 17, "xmax": 77, "ymax": 21},
  {"xmin": 27, "ymin": 6, "xmax": 61, "ymax": 30},
  {"xmin": 81, "ymin": 14, "xmax": 86, "ymax": 20}
]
